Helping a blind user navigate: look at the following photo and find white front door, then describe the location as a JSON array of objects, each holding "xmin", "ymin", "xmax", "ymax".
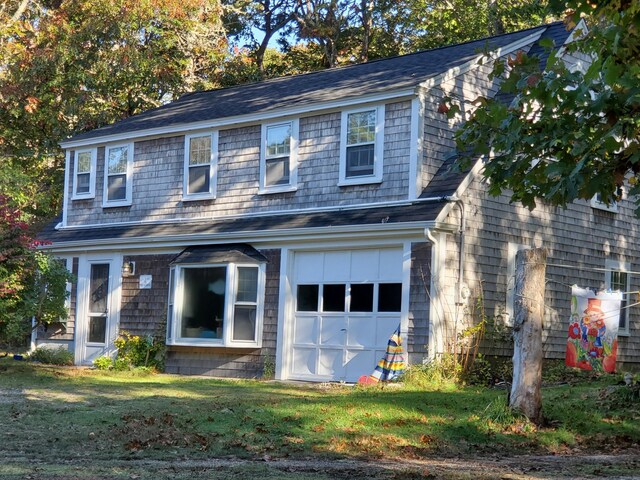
[
  {"xmin": 76, "ymin": 255, "xmax": 122, "ymax": 365},
  {"xmin": 288, "ymin": 248, "xmax": 405, "ymax": 382}
]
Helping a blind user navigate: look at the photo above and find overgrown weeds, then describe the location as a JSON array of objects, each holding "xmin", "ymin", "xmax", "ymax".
[{"xmin": 28, "ymin": 346, "xmax": 74, "ymax": 366}]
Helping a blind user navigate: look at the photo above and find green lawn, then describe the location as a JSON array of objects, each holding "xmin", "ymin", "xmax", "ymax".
[{"xmin": 0, "ymin": 360, "xmax": 638, "ymax": 479}]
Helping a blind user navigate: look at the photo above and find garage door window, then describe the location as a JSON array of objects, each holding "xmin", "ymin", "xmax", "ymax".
[
  {"xmin": 296, "ymin": 283, "xmax": 402, "ymax": 313},
  {"xmin": 167, "ymin": 263, "xmax": 265, "ymax": 347}
]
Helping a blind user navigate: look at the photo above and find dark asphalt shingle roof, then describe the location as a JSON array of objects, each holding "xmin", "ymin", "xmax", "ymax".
[
  {"xmin": 65, "ymin": 22, "xmax": 566, "ymax": 144},
  {"xmin": 38, "ymin": 201, "xmax": 448, "ymax": 246}
]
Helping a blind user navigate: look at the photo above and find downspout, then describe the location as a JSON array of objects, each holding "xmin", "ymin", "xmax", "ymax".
[
  {"xmin": 424, "ymin": 227, "xmax": 440, "ymax": 360},
  {"xmin": 447, "ymin": 196, "xmax": 466, "ymax": 317}
]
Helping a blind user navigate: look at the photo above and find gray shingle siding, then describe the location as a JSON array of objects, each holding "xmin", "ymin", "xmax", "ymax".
[
  {"xmin": 446, "ymin": 175, "xmax": 640, "ymax": 366},
  {"xmin": 65, "ymin": 101, "xmax": 412, "ymax": 227}
]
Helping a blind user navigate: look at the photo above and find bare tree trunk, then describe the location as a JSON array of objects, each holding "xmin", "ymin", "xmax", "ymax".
[{"xmin": 510, "ymin": 247, "xmax": 546, "ymax": 424}]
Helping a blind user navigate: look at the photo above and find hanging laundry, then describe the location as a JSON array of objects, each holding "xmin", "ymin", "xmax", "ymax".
[
  {"xmin": 566, "ymin": 286, "xmax": 622, "ymax": 373},
  {"xmin": 358, "ymin": 325, "xmax": 404, "ymax": 384}
]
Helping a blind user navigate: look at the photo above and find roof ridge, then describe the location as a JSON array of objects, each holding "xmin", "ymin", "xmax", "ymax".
[{"xmin": 178, "ymin": 21, "xmax": 563, "ymax": 101}]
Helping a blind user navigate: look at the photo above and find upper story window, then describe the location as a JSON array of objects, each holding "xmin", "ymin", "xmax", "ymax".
[
  {"xmin": 72, "ymin": 148, "xmax": 97, "ymax": 200},
  {"xmin": 103, "ymin": 143, "xmax": 133, "ymax": 207},
  {"xmin": 260, "ymin": 120, "xmax": 298, "ymax": 193},
  {"xmin": 591, "ymin": 192, "xmax": 619, "ymax": 213},
  {"xmin": 605, "ymin": 259, "xmax": 631, "ymax": 336},
  {"xmin": 184, "ymin": 132, "xmax": 218, "ymax": 200},
  {"xmin": 339, "ymin": 105, "xmax": 385, "ymax": 186}
]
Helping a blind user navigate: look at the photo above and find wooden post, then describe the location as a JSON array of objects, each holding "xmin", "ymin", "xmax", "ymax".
[{"xmin": 510, "ymin": 247, "xmax": 547, "ymax": 424}]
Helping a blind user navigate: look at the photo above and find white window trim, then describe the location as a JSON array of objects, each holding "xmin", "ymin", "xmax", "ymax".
[
  {"xmin": 505, "ymin": 242, "xmax": 528, "ymax": 326},
  {"xmin": 183, "ymin": 131, "xmax": 219, "ymax": 201},
  {"xmin": 102, "ymin": 142, "xmax": 133, "ymax": 208},
  {"xmin": 166, "ymin": 262, "xmax": 265, "ymax": 348},
  {"xmin": 604, "ymin": 258, "xmax": 630, "ymax": 336},
  {"xmin": 339, "ymin": 105, "xmax": 385, "ymax": 186},
  {"xmin": 591, "ymin": 193, "xmax": 619, "ymax": 213},
  {"xmin": 259, "ymin": 119, "xmax": 299, "ymax": 194},
  {"xmin": 71, "ymin": 148, "xmax": 97, "ymax": 200}
]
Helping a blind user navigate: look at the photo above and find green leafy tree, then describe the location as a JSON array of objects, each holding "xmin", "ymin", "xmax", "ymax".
[
  {"xmin": 454, "ymin": 0, "xmax": 640, "ymax": 212},
  {"xmin": 0, "ymin": 0, "xmax": 227, "ymax": 221},
  {"xmin": 0, "ymin": 195, "xmax": 73, "ymax": 348}
]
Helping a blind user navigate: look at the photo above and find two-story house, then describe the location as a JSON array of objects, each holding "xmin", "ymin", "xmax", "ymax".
[{"xmin": 37, "ymin": 21, "xmax": 639, "ymax": 381}]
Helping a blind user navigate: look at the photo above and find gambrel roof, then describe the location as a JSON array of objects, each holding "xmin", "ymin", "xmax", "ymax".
[{"xmin": 64, "ymin": 22, "xmax": 568, "ymax": 146}]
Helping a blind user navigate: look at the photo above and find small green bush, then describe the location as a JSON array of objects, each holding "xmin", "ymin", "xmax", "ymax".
[
  {"xmin": 29, "ymin": 347, "xmax": 74, "ymax": 366},
  {"xmin": 93, "ymin": 355, "xmax": 113, "ymax": 370},
  {"xmin": 113, "ymin": 331, "xmax": 165, "ymax": 371}
]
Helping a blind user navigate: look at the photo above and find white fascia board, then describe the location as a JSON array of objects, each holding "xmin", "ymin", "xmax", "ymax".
[
  {"xmin": 55, "ymin": 195, "xmax": 452, "ymax": 232},
  {"xmin": 417, "ymin": 29, "xmax": 546, "ymax": 92},
  {"xmin": 41, "ymin": 221, "xmax": 441, "ymax": 254},
  {"xmin": 59, "ymin": 89, "xmax": 417, "ymax": 150}
]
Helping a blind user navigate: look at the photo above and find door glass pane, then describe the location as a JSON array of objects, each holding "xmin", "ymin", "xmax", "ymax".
[
  {"xmin": 236, "ymin": 267, "xmax": 258, "ymax": 302},
  {"xmin": 181, "ymin": 267, "xmax": 226, "ymax": 338},
  {"xmin": 378, "ymin": 283, "xmax": 402, "ymax": 312},
  {"xmin": 233, "ymin": 305, "xmax": 256, "ymax": 341},
  {"xmin": 323, "ymin": 284, "xmax": 346, "ymax": 312},
  {"xmin": 89, "ymin": 264, "xmax": 109, "ymax": 313},
  {"xmin": 188, "ymin": 165, "xmax": 210, "ymax": 194},
  {"xmin": 88, "ymin": 316, "xmax": 106, "ymax": 343},
  {"xmin": 297, "ymin": 285, "xmax": 319, "ymax": 312},
  {"xmin": 350, "ymin": 284, "xmax": 373, "ymax": 312}
]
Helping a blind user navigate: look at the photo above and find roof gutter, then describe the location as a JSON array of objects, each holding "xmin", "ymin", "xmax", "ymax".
[{"xmin": 41, "ymin": 219, "xmax": 459, "ymax": 253}]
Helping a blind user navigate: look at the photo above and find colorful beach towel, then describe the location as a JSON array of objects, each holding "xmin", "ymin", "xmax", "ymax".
[
  {"xmin": 566, "ymin": 286, "xmax": 622, "ymax": 373},
  {"xmin": 358, "ymin": 325, "xmax": 404, "ymax": 384}
]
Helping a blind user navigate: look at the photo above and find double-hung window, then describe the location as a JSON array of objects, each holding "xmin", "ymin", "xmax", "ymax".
[
  {"xmin": 605, "ymin": 259, "xmax": 631, "ymax": 335},
  {"xmin": 167, "ymin": 261, "xmax": 265, "ymax": 347},
  {"xmin": 339, "ymin": 105, "xmax": 384, "ymax": 185},
  {"xmin": 72, "ymin": 148, "xmax": 97, "ymax": 199},
  {"xmin": 103, "ymin": 143, "xmax": 133, "ymax": 207},
  {"xmin": 184, "ymin": 132, "xmax": 218, "ymax": 200},
  {"xmin": 591, "ymin": 193, "xmax": 619, "ymax": 213},
  {"xmin": 260, "ymin": 120, "xmax": 298, "ymax": 193}
]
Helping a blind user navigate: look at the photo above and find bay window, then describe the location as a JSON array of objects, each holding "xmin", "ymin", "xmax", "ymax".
[{"xmin": 167, "ymin": 261, "xmax": 265, "ymax": 347}]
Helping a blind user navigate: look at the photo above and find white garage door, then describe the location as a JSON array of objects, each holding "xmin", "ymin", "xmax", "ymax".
[{"xmin": 290, "ymin": 248, "xmax": 404, "ymax": 382}]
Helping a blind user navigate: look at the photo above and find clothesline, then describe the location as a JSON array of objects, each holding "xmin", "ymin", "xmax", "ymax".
[
  {"xmin": 545, "ymin": 262, "xmax": 640, "ymax": 275},
  {"xmin": 544, "ymin": 277, "xmax": 639, "ymax": 296}
]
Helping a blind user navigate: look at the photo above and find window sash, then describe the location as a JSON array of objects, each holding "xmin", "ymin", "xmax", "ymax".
[
  {"xmin": 261, "ymin": 120, "xmax": 297, "ymax": 191},
  {"xmin": 184, "ymin": 133, "xmax": 216, "ymax": 198},
  {"xmin": 104, "ymin": 144, "xmax": 132, "ymax": 205},
  {"xmin": 73, "ymin": 149, "xmax": 95, "ymax": 198}
]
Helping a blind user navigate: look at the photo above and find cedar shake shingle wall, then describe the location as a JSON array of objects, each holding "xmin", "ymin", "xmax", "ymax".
[
  {"xmin": 120, "ymin": 254, "xmax": 174, "ymax": 336},
  {"xmin": 37, "ymin": 257, "xmax": 78, "ymax": 342},
  {"xmin": 447, "ymin": 176, "xmax": 640, "ymax": 366},
  {"xmin": 408, "ymin": 242, "xmax": 431, "ymax": 362},
  {"xmin": 65, "ymin": 102, "xmax": 411, "ymax": 227},
  {"xmin": 419, "ymin": 48, "xmax": 532, "ymax": 192},
  {"xmin": 165, "ymin": 249, "xmax": 281, "ymax": 377}
]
